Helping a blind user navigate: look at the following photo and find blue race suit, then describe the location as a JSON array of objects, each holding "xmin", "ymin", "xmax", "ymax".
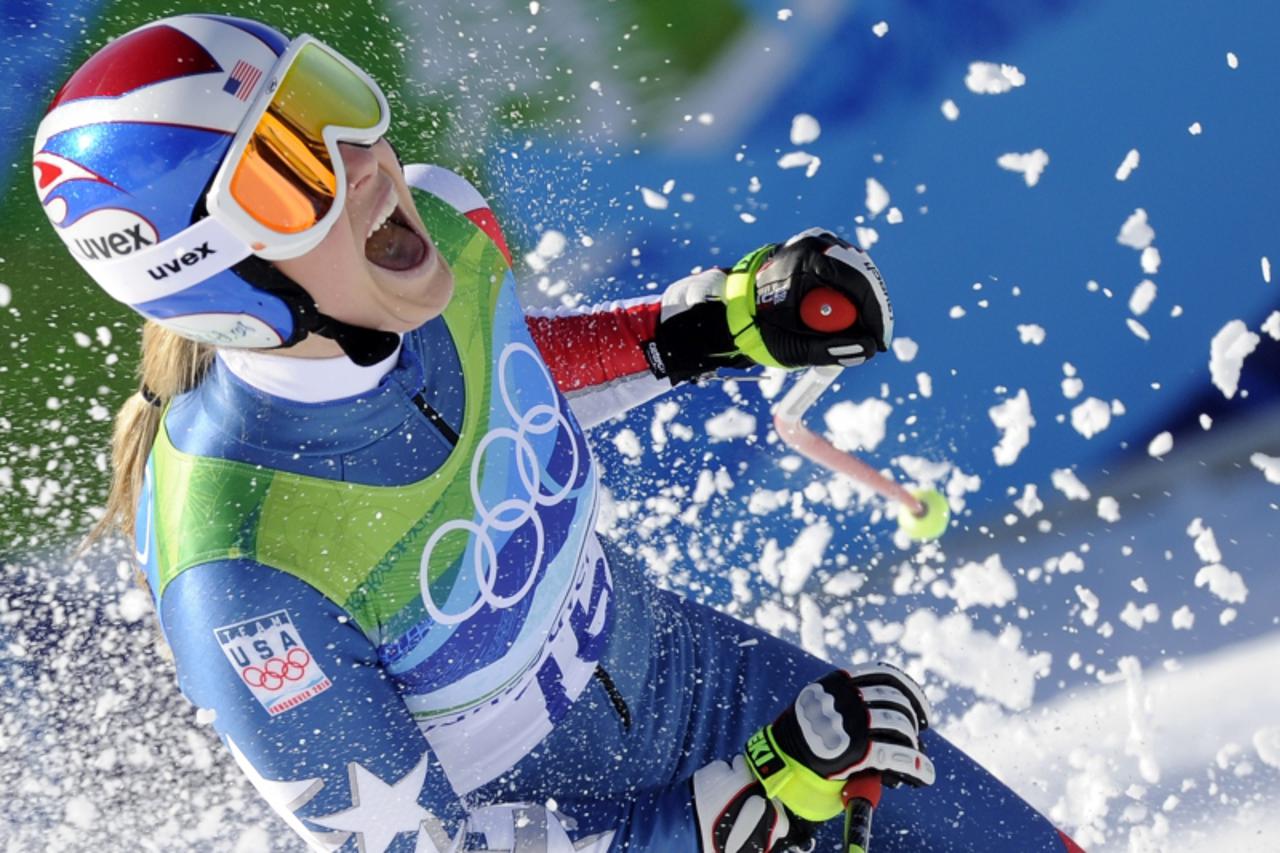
[{"xmin": 134, "ymin": 165, "xmax": 1077, "ymax": 852}]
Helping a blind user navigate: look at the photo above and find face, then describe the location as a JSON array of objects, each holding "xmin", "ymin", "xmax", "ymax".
[{"xmin": 274, "ymin": 140, "xmax": 454, "ymax": 337}]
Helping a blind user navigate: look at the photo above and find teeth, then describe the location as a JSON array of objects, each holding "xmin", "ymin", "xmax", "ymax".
[{"xmin": 366, "ymin": 193, "xmax": 399, "ymax": 240}]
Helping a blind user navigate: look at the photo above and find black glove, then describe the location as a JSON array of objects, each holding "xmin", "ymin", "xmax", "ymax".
[{"xmin": 643, "ymin": 228, "xmax": 895, "ymax": 384}]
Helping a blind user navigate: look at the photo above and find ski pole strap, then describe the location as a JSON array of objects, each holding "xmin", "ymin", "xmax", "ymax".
[{"xmin": 724, "ymin": 243, "xmax": 787, "ymax": 369}]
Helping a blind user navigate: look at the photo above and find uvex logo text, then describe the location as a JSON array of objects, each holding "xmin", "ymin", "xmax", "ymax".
[
  {"xmin": 149, "ymin": 243, "xmax": 215, "ymax": 281},
  {"xmin": 73, "ymin": 223, "xmax": 154, "ymax": 261}
]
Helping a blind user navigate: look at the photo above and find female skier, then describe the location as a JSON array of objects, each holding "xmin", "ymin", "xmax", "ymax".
[{"xmin": 35, "ymin": 14, "xmax": 1080, "ymax": 853}]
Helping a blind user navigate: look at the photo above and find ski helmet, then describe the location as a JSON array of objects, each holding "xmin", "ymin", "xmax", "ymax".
[{"xmin": 32, "ymin": 14, "xmax": 399, "ymax": 363}]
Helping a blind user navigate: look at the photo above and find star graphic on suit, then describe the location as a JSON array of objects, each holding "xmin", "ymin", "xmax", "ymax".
[
  {"xmin": 309, "ymin": 752, "xmax": 435, "ymax": 853},
  {"xmin": 226, "ymin": 736, "xmax": 349, "ymax": 851}
]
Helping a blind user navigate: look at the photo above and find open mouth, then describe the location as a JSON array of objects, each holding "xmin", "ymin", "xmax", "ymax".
[{"xmin": 364, "ymin": 196, "xmax": 428, "ymax": 272}]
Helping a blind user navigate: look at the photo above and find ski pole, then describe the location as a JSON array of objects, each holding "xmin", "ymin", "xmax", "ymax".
[
  {"xmin": 841, "ymin": 773, "xmax": 882, "ymax": 853},
  {"xmin": 772, "ymin": 365, "xmax": 950, "ymax": 542}
]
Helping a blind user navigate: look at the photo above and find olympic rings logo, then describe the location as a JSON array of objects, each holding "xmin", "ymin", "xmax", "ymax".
[
  {"xmin": 420, "ymin": 342, "xmax": 584, "ymax": 626},
  {"xmin": 241, "ymin": 649, "xmax": 311, "ymax": 692}
]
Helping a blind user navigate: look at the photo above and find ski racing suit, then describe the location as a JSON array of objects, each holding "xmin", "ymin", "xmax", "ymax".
[{"xmin": 135, "ymin": 164, "xmax": 1080, "ymax": 852}]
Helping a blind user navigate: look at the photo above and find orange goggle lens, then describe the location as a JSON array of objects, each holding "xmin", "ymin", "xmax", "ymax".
[{"xmin": 229, "ymin": 43, "xmax": 385, "ymax": 234}]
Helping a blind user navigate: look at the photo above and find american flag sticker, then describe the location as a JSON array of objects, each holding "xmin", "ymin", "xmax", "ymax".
[{"xmin": 222, "ymin": 60, "xmax": 263, "ymax": 102}]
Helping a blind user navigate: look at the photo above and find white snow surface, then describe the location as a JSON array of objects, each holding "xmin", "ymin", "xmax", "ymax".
[
  {"xmin": 964, "ymin": 61, "xmax": 1027, "ymax": 94},
  {"xmin": 1208, "ymin": 319, "xmax": 1259, "ymax": 399}
]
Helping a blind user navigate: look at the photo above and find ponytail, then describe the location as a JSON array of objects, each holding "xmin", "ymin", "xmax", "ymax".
[{"xmin": 86, "ymin": 322, "xmax": 214, "ymax": 547}]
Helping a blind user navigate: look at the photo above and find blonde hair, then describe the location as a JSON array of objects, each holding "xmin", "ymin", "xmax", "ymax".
[{"xmin": 87, "ymin": 322, "xmax": 215, "ymax": 546}]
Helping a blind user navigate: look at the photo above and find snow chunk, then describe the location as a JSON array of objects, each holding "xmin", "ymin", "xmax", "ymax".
[
  {"xmin": 1250, "ymin": 452, "xmax": 1280, "ymax": 484},
  {"xmin": 1097, "ymin": 496, "xmax": 1121, "ymax": 523},
  {"xmin": 1261, "ymin": 311, "xmax": 1280, "ymax": 341},
  {"xmin": 899, "ymin": 610, "xmax": 1049, "ymax": 710},
  {"xmin": 946, "ymin": 555, "xmax": 1017, "ymax": 610},
  {"xmin": 1129, "ymin": 280, "xmax": 1157, "ymax": 315},
  {"xmin": 0, "ymin": 283, "xmax": 10, "ymax": 308},
  {"xmin": 1209, "ymin": 319, "xmax": 1260, "ymax": 399},
  {"xmin": 613, "ymin": 428, "xmax": 642, "ymax": 459},
  {"xmin": 1117, "ymin": 208, "xmax": 1155, "ymax": 250},
  {"xmin": 524, "ymin": 229, "xmax": 567, "ymax": 272},
  {"xmin": 941, "ymin": 99, "xmax": 960, "ymax": 121},
  {"xmin": 1070, "ymin": 397, "xmax": 1112, "ymax": 439},
  {"xmin": 865, "ymin": 178, "xmax": 890, "ymax": 217},
  {"xmin": 965, "ymin": 61, "xmax": 1027, "ymax": 94},
  {"xmin": 1147, "ymin": 431, "xmax": 1173, "ymax": 458},
  {"xmin": 779, "ymin": 521, "xmax": 833, "ymax": 595},
  {"xmin": 1017, "ymin": 323, "xmax": 1046, "ymax": 345},
  {"xmin": 1188, "ymin": 517, "xmax": 1223, "ymax": 564},
  {"xmin": 1171, "ymin": 606, "xmax": 1194, "ymax": 630},
  {"xmin": 705, "ymin": 407, "xmax": 756, "ymax": 441},
  {"xmin": 799, "ymin": 595, "xmax": 825, "ymax": 658},
  {"xmin": 639, "ymin": 187, "xmax": 669, "ymax": 210},
  {"xmin": 996, "ymin": 149, "xmax": 1049, "ymax": 187},
  {"xmin": 1195, "ymin": 564, "xmax": 1248, "ymax": 604},
  {"xmin": 777, "ymin": 8, "xmax": 793, "ymax": 21},
  {"xmin": 1126, "ymin": 318, "xmax": 1151, "ymax": 341},
  {"xmin": 1115, "ymin": 149, "xmax": 1140, "ymax": 181},
  {"xmin": 1189, "ymin": 121, "xmax": 1202, "ymax": 135},
  {"xmin": 1052, "ymin": 468, "xmax": 1091, "ymax": 501},
  {"xmin": 1227, "ymin": 51, "xmax": 1240, "ymax": 69},
  {"xmin": 1120, "ymin": 601, "xmax": 1160, "ymax": 631},
  {"xmin": 989, "ymin": 389, "xmax": 1035, "ymax": 466},
  {"xmin": 1141, "ymin": 246, "xmax": 1161, "ymax": 274},
  {"xmin": 790, "ymin": 113, "xmax": 821, "ymax": 145},
  {"xmin": 118, "ymin": 588, "xmax": 151, "ymax": 623},
  {"xmin": 1262, "ymin": 256, "xmax": 1272, "ymax": 283},
  {"xmin": 1254, "ymin": 727, "xmax": 1280, "ymax": 769},
  {"xmin": 891, "ymin": 336, "xmax": 918, "ymax": 362},
  {"xmin": 777, "ymin": 151, "xmax": 821, "ymax": 177},
  {"xmin": 824, "ymin": 398, "xmax": 892, "ymax": 452},
  {"xmin": 871, "ymin": 20, "xmax": 889, "ymax": 37}
]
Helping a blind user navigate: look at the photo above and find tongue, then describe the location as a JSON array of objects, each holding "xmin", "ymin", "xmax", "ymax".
[{"xmin": 365, "ymin": 219, "xmax": 427, "ymax": 271}]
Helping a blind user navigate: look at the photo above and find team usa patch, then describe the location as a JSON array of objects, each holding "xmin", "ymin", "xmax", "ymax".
[{"xmin": 214, "ymin": 610, "xmax": 331, "ymax": 716}]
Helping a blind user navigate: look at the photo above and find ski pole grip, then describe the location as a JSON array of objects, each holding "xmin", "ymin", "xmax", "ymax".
[{"xmin": 841, "ymin": 773, "xmax": 882, "ymax": 853}]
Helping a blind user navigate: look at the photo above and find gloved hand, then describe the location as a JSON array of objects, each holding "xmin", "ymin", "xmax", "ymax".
[
  {"xmin": 642, "ymin": 228, "xmax": 894, "ymax": 384},
  {"xmin": 743, "ymin": 662, "xmax": 934, "ymax": 824}
]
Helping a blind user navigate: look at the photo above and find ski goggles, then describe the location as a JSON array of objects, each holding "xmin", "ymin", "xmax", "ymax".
[{"xmin": 205, "ymin": 34, "xmax": 390, "ymax": 260}]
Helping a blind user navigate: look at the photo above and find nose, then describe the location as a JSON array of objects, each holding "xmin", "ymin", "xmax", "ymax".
[{"xmin": 340, "ymin": 142, "xmax": 379, "ymax": 194}]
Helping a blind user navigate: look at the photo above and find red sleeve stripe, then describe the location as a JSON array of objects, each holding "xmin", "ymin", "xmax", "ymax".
[{"xmin": 525, "ymin": 299, "xmax": 662, "ymax": 393}]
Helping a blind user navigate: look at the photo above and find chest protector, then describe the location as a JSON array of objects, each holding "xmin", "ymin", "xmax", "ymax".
[{"xmin": 139, "ymin": 166, "xmax": 613, "ymax": 794}]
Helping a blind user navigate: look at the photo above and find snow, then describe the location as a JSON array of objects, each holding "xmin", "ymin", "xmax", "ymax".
[
  {"xmin": 965, "ymin": 61, "xmax": 1027, "ymax": 94},
  {"xmin": 1017, "ymin": 323, "xmax": 1046, "ymax": 345},
  {"xmin": 1255, "ymin": 727, "xmax": 1280, "ymax": 768},
  {"xmin": 524, "ymin": 229, "xmax": 567, "ymax": 271},
  {"xmin": 704, "ymin": 407, "xmax": 756, "ymax": 441},
  {"xmin": 872, "ymin": 20, "xmax": 889, "ymax": 37},
  {"xmin": 1170, "ymin": 605, "xmax": 1195, "ymax": 629},
  {"xmin": 940, "ymin": 99, "xmax": 960, "ymax": 120},
  {"xmin": 898, "ymin": 610, "xmax": 1049, "ymax": 711},
  {"xmin": 789, "ymin": 113, "xmax": 821, "ymax": 145},
  {"xmin": 989, "ymin": 389, "xmax": 1035, "ymax": 466},
  {"xmin": 891, "ymin": 336, "xmax": 919, "ymax": 362},
  {"xmin": 1117, "ymin": 208, "xmax": 1155, "ymax": 250},
  {"xmin": 865, "ymin": 178, "xmax": 890, "ymax": 217},
  {"xmin": 1147, "ymin": 431, "xmax": 1173, "ymax": 458},
  {"xmin": 777, "ymin": 150, "xmax": 821, "ymax": 177},
  {"xmin": 639, "ymin": 187, "xmax": 669, "ymax": 210},
  {"xmin": 943, "ymin": 554, "xmax": 1018, "ymax": 610},
  {"xmin": 1097, "ymin": 495, "xmax": 1121, "ymax": 522},
  {"xmin": 824, "ymin": 398, "xmax": 892, "ymax": 452},
  {"xmin": 1070, "ymin": 397, "xmax": 1112, "ymax": 439},
  {"xmin": 776, "ymin": 8, "xmax": 793, "ymax": 21},
  {"xmin": 1194, "ymin": 564, "xmax": 1248, "ymax": 604},
  {"xmin": 1128, "ymin": 280, "xmax": 1157, "ymax": 315},
  {"xmin": 1052, "ymin": 468, "xmax": 1092, "ymax": 500},
  {"xmin": 1227, "ymin": 51, "xmax": 1240, "ymax": 69},
  {"xmin": 1126, "ymin": 318, "xmax": 1150, "ymax": 341},
  {"xmin": 1262, "ymin": 256, "xmax": 1272, "ymax": 283},
  {"xmin": 0, "ymin": 282, "xmax": 10, "ymax": 307},
  {"xmin": 996, "ymin": 149, "xmax": 1049, "ymax": 187},
  {"xmin": 1250, "ymin": 452, "xmax": 1280, "ymax": 484},
  {"xmin": 1115, "ymin": 148, "xmax": 1140, "ymax": 181},
  {"xmin": 1208, "ymin": 319, "xmax": 1260, "ymax": 399},
  {"xmin": 1261, "ymin": 310, "xmax": 1280, "ymax": 340},
  {"xmin": 1189, "ymin": 121, "xmax": 1203, "ymax": 135},
  {"xmin": 1140, "ymin": 246, "xmax": 1161, "ymax": 273},
  {"xmin": 777, "ymin": 521, "xmax": 832, "ymax": 595}
]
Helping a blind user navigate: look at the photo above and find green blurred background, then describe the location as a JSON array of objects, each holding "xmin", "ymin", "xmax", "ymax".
[{"xmin": 0, "ymin": 0, "xmax": 743, "ymax": 556}]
